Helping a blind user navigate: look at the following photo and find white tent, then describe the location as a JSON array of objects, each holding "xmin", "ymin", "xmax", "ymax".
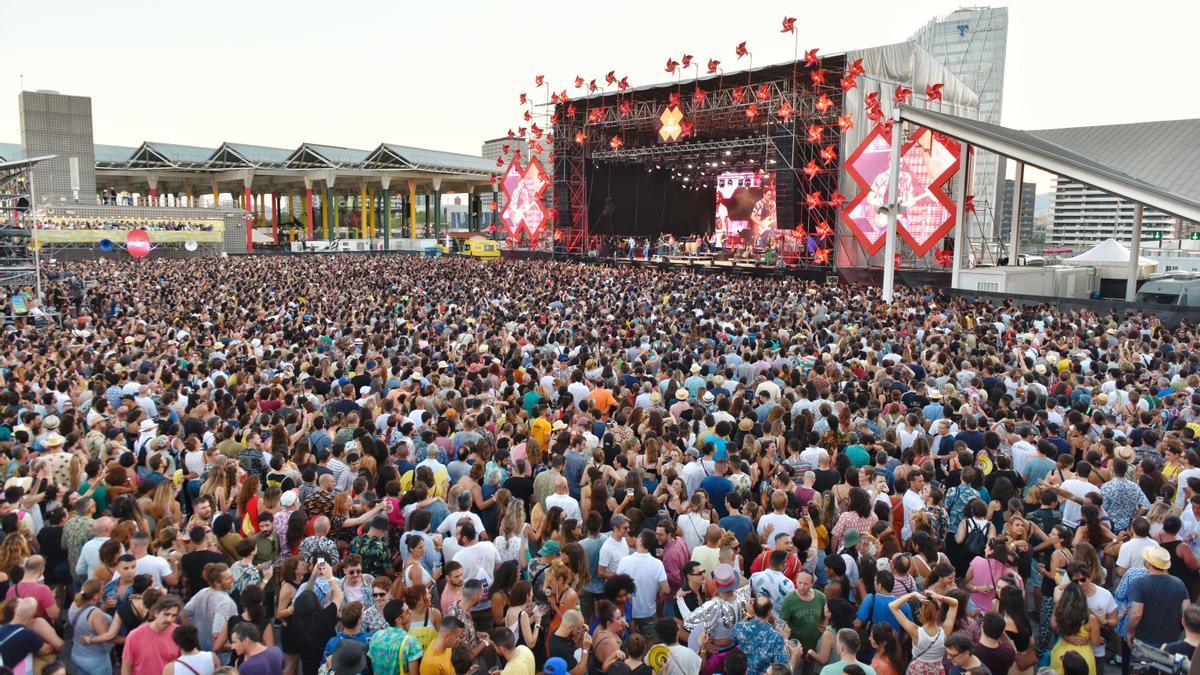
[{"xmin": 1063, "ymin": 238, "xmax": 1157, "ymax": 279}]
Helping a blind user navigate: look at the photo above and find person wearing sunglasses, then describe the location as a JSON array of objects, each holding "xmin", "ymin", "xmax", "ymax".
[{"xmin": 943, "ymin": 632, "xmax": 987, "ymax": 675}]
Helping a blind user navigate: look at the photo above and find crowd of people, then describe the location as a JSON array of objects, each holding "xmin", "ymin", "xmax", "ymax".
[
  {"xmin": 0, "ymin": 254, "xmax": 1198, "ymax": 675},
  {"xmin": 30, "ymin": 217, "xmax": 219, "ymax": 232}
]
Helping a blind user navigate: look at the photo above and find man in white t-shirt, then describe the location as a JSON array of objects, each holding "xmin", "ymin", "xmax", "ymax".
[
  {"xmin": 1009, "ymin": 426, "xmax": 1038, "ymax": 477},
  {"xmin": 901, "ymin": 472, "xmax": 926, "ymax": 542},
  {"xmin": 1176, "ymin": 452, "xmax": 1200, "ymax": 507},
  {"xmin": 451, "ymin": 520, "xmax": 498, "ymax": 614},
  {"xmin": 1115, "ymin": 517, "xmax": 1157, "ymax": 577},
  {"xmin": 130, "ymin": 532, "xmax": 179, "ymax": 587},
  {"xmin": 757, "ymin": 490, "xmax": 800, "ymax": 541},
  {"xmin": 598, "ymin": 515, "xmax": 631, "ymax": 580},
  {"xmin": 615, "ymin": 531, "xmax": 669, "ymax": 636},
  {"xmin": 1051, "ymin": 463, "xmax": 1100, "ymax": 528},
  {"xmin": 437, "ymin": 492, "xmax": 486, "ymax": 539},
  {"xmin": 545, "ymin": 476, "xmax": 582, "ymax": 522}
]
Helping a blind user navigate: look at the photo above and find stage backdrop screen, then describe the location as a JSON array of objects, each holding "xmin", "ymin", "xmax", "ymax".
[
  {"xmin": 715, "ymin": 170, "xmax": 776, "ymax": 245},
  {"xmin": 586, "ymin": 165, "xmax": 714, "ymax": 238}
]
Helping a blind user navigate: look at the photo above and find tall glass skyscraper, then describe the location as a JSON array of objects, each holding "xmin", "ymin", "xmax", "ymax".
[{"xmin": 910, "ymin": 7, "xmax": 1009, "ymax": 241}]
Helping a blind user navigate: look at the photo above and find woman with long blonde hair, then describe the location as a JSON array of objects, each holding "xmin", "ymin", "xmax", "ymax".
[
  {"xmin": 144, "ymin": 481, "xmax": 182, "ymax": 531},
  {"xmin": 199, "ymin": 460, "xmax": 235, "ymax": 513},
  {"xmin": 495, "ymin": 498, "xmax": 530, "ymax": 571}
]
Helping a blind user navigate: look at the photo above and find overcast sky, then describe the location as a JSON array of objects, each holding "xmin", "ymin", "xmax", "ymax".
[{"xmin": 3, "ymin": 0, "xmax": 1194, "ymax": 193}]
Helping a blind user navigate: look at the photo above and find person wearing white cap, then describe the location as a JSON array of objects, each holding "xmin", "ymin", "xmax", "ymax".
[{"xmin": 1126, "ymin": 546, "xmax": 1189, "ymax": 663}]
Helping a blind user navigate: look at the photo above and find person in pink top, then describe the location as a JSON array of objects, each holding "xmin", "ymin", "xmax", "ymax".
[
  {"xmin": 656, "ymin": 520, "xmax": 691, "ymax": 595},
  {"xmin": 121, "ymin": 595, "xmax": 182, "ymax": 675},
  {"xmin": 5, "ymin": 556, "xmax": 59, "ymax": 622},
  {"xmin": 964, "ymin": 539, "xmax": 1022, "ymax": 612}
]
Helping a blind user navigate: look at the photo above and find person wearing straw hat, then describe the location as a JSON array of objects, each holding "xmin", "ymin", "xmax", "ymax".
[{"xmin": 1124, "ymin": 546, "xmax": 1188, "ymax": 672}]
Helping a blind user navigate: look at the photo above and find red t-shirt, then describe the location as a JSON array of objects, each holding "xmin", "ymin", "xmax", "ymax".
[
  {"xmin": 5, "ymin": 582, "xmax": 56, "ymax": 620},
  {"xmin": 749, "ymin": 549, "xmax": 803, "ymax": 584},
  {"xmin": 122, "ymin": 623, "xmax": 180, "ymax": 675}
]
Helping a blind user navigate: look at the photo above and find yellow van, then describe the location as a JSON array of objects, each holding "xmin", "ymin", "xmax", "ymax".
[{"xmin": 438, "ymin": 234, "xmax": 502, "ymax": 259}]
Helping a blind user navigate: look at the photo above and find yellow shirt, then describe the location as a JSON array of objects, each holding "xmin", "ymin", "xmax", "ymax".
[
  {"xmin": 531, "ymin": 417, "xmax": 552, "ymax": 449},
  {"xmin": 501, "ymin": 646, "xmax": 536, "ymax": 675},
  {"xmin": 418, "ymin": 643, "xmax": 454, "ymax": 675}
]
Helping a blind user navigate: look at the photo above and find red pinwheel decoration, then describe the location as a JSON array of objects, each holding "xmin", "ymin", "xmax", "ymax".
[
  {"xmin": 781, "ymin": 16, "xmax": 796, "ymax": 33},
  {"xmin": 535, "ymin": 75, "xmax": 545, "ymax": 87},
  {"xmin": 806, "ymin": 125, "xmax": 824, "ymax": 143},
  {"xmin": 605, "ymin": 71, "xmax": 616, "ymax": 85},
  {"xmin": 679, "ymin": 120, "xmax": 695, "ymax": 138},
  {"xmin": 813, "ymin": 247, "xmax": 831, "ymax": 265},
  {"xmin": 820, "ymin": 144, "xmax": 838, "ymax": 165},
  {"xmin": 934, "ymin": 248, "xmax": 953, "ymax": 267},
  {"xmin": 588, "ymin": 79, "xmax": 598, "ymax": 93},
  {"xmin": 849, "ymin": 58, "xmax": 865, "ymax": 77},
  {"xmin": 735, "ymin": 41, "xmax": 749, "ymax": 58},
  {"xmin": 519, "ymin": 93, "xmax": 527, "ymax": 105},
  {"xmin": 668, "ymin": 91, "xmax": 681, "ymax": 107},
  {"xmin": 840, "ymin": 74, "xmax": 859, "ymax": 92},
  {"xmin": 745, "ymin": 103, "xmax": 760, "ymax": 121},
  {"xmin": 609, "ymin": 134, "xmax": 624, "ymax": 151},
  {"xmin": 794, "ymin": 225, "xmax": 808, "ymax": 239},
  {"xmin": 549, "ymin": 111, "xmax": 558, "ymax": 124},
  {"xmin": 618, "ymin": 77, "xmax": 629, "ymax": 91},
  {"xmin": 731, "ymin": 86, "xmax": 745, "ymax": 103},
  {"xmin": 804, "ymin": 48, "xmax": 820, "ymax": 67},
  {"xmin": 513, "ymin": 148, "xmax": 522, "ymax": 161},
  {"xmin": 803, "ymin": 160, "xmax": 821, "ymax": 179},
  {"xmin": 501, "ymin": 144, "xmax": 510, "ymax": 155},
  {"xmin": 523, "ymin": 110, "xmax": 532, "ymax": 122},
  {"xmin": 490, "ymin": 202, "xmax": 498, "ymax": 213},
  {"xmin": 926, "ymin": 82, "xmax": 944, "ymax": 102},
  {"xmin": 559, "ymin": 89, "xmax": 567, "ymax": 101},
  {"xmin": 894, "ymin": 252, "xmax": 904, "ymax": 268},
  {"xmin": 806, "ymin": 192, "xmax": 824, "ymax": 210},
  {"xmin": 530, "ymin": 123, "xmax": 543, "ymax": 138},
  {"xmin": 574, "ymin": 76, "xmax": 584, "ymax": 88},
  {"xmin": 815, "ymin": 220, "xmax": 834, "ymax": 239},
  {"xmin": 528, "ymin": 140, "xmax": 544, "ymax": 155},
  {"xmin": 665, "ymin": 58, "xmax": 680, "ymax": 73},
  {"xmin": 546, "ymin": 207, "xmax": 559, "ymax": 223},
  {"xmin": 506, "ymin": 129, "xmax": 515, "ymax": 139},
  {"xmin": 548, "ymin": 151, "xmax": 556, "ymax": 162},
  {"xmin": 567, "ymin": 104, "xmax": 577, "ymax": 118},
  {"xmin": 619, "ymin": 99, "xmax": 632, "ymax": 117},
  {"xmin": 706, "ymin": 59, "xmax": 721, "ymax": 74},
  {"xmin": 693, "ymin": 86, "xmax": 708, "ymax": 105},
  {"xmin": 838, "ymin": 114, "xmax": 854, "ymax": 131},
  {"xmin": 867, "ymin": 106, "xmax": 885, "ymax": 122},
  {"xmin": 546, "ymin": 132, "xmax": 554, "ymax": 144},
  {"xmin": 587, "ymin": 107, "xmax": 604, "ymax": 124},
  {"xmin": 681, "ymin": 54, "xmax": 694, "ymax": 68},
  {"xmin": 964, "ymin": 195, "xmax": 976, "ymax": 213},
  {"xmin": 828, "ymin": 192, "xmax": 846, "ymax": 209},
  {"xmin": 815, "ymin": 94, "xmax": 833, "ymax": 113},
  {"xmin": 518, "ymin": 126, "xmax": 527, "ymax": 136},
  {"xmin": 865, "ymin": 92, "xmax": 880, "ymax": 108},
  {"xmin": 755, "ymin": 84, "xmax": 771, "ymax": 101},
  {"xmin": 879, "ymin": 119, "xmax": 894, "ymax": 137},
  {"xmin": 574, "ymin": 130, "xmax": 585, "ymax": 144},
  {"xmin": 551, "ymin": 92, "xmax": 560, "ymax": 104},
  {"xmin": 894, "ymin": 85, "xmax": 913, "ymax": 104},
  {"xmin": 775, "ymin": 100, "xmax": 794, "ymax": 122},
  {"xmin": 810, "ymin": 69, "xmax": 827, "ymax": 86}
]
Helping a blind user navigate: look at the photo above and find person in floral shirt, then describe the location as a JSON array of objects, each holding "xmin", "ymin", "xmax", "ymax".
[
  {"xmin": 367, "ymin": 600, "xmax": 424, "ymax": 675},
  {"xmin": 349, "ymin": 517, "xmax": 394, "ymax": 577},
  {"xmin": 733, "ymin": 596, "xmax": 794, "ymax": 675}
]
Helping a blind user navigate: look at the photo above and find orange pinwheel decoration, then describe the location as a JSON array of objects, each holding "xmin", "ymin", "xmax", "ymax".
[
  {"xmin": 803, "ymin": 159, "xmax": 821, "ymax": 179},
  {"xmin": 840, "ymin": 75, "xmax": 858, "ymax": 92},
  {"xmin": 794, "ymin": 225, "xmax": 808, "ymax": 239},
  {"xmin": 894, "ymin": 85, "xmax": 913, "ymax": 103},
  {"xmin": 735, "ymin": 41, "xmax": 748, "ymax": 58},
  {"xmin": 837, "ymin": 114, "xmax": 854, "ymax": 131},
  {"xmin": 609, "ymin": 134, "xmax": 624, "ymax": 151},
  {"xmin": 745, "ymin": 103, "xmax": 759, "ymax": 121},
  {"xmin": 805, "ymin": 192, "xmax": 824, "ymax": 210},
  {"xmin": 587, "ymin": 107, "xmax": 604, "ymax": 124},
  {"xmin": 775, "ymin": 100, "xmax": 794, "ymax": 122},
  {"xmin": 815, "ymin": 94, "xmax": 833, "ymax": 113},
  {"xmin": 820, "ymin": 145, "xmax": 837, "ymax": 165},
  {"xmin": 574, "ymin": 76, "xmax": 584, "ymax": 88},
  {"xmin": 781, "ymin": 17, "xmax": 796, "ymax": 33},
  {"xmin": 681, "ymin": 54, "xmax": 693, "ymax": 68},
  {"xmin": 665, "ymin": 58, "xmax": 680, "ymax": 73},
  {"xmin": 810, "ymin": 69, "xmax": 826, "ymax": 86},
  {"xmin": 755, "ymin": 84, "xmax": 771, "ymax": 101},
  {"xmin": 731, "ymin": 86, "xmax": 745, "ymax": 103},
  {"xmin": 605, "ymin": 71, "xmax": 616, "ymax": 85},
  {"xmin": 804, "ymin": 48, "xmax": 820, "ymax": 68},
  {"xmin": 706, "ymin": 59, "xmax": 721, "ymax": 74},
  {"xmin": 926, "ymin": 83, "xmax": 944, "ymax": 102},
  {"xmin": 806, "ymin": 125, "xmax": 824, "ymax": 143},
  {"xmin": 574, "ymin": 131, "xmax": 585, "ymax": 144},
  {"xmin": 815, "ymin": 220, "xmax": 834, "ymax": 238},
  {"xmin": 813, "ymin": 247, "xmax": 831, "ymax": 265},
  {"xmin": 535, "ymin": 75, "xmax": 545, "ymax": 87},
  {"xmin": 567, "ymin": 104, "xmax": 577, "ymax": 118}
]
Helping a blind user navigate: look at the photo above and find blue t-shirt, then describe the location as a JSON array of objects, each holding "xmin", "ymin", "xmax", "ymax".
[
  {"xmin": 699, "ymin": 476, "xmax": 734, "ymax": 519},
  {"xmin": 718, "ymin": 514, "xmax": 753, "ymax": 544}
]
